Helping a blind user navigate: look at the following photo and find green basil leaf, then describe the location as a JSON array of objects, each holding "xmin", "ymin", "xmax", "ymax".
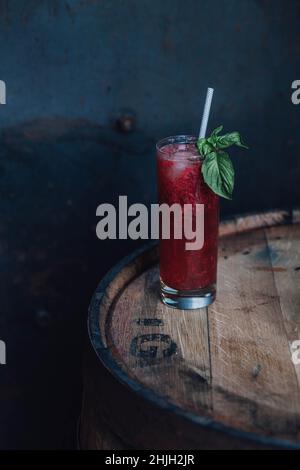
[
  {"xmin": 196, "ymin": 127, "xmax": 247, "ymax": 199},
  {"xmin": 207, "ymin": 135, "xmax": 216, "ymax": 146},
  {"xmin": 207, "ymin": 126, "xmax": 223, "ymax": 146},
  {"xmin": 201, "ymin": 151, "xmax": 234, "ymax": 199},
  {"xmin": 216, "ymin": 131, "xmax": 248, "ymax": 149},
  {"xmin": 211, "ymin": 125, "xmax": 223, "ymax": 136},
  {"xmin": 196, "ymin": 138, "xmax": 214, "ymax": 157}
]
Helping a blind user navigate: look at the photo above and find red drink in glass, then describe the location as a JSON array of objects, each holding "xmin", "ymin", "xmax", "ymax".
[{"xmin": 157, "ymin": 135, "xmax": 219, "ymax": 309}]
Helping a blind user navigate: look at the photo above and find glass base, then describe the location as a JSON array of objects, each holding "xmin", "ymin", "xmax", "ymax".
[{"xmin": 160, "ymin": 280, "xmax": 216, "ymax": 310}]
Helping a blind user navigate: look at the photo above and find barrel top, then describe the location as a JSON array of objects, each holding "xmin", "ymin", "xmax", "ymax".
[{"xmin": 89, "ymin": 209, "xmax": 300, "ymax": 449}]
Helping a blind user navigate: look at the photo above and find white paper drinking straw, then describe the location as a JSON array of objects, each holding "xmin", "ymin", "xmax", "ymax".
[{"xmin": 198, "ymin": 87, "xmax": 214, "ymax": 139}]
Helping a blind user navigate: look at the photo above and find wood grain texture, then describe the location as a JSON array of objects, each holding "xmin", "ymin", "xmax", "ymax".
[
  {"xmin": 210, "ymin": 229, "xmax": 300, "ymax": 440},
  {"xmin": 81, "ymin": 210, "xmax": 300, "ymax": 449},
  {"xmin": 265, "ymin": 224, "xmax": 300, "ymax": 389},
  {"xmin": 109, "ymin": 267, "xmax": 212, "ymax": 413}
]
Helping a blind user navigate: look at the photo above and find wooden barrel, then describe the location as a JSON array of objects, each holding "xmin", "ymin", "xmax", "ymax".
[{"xmin": 80, "ymin": 209, "xmax": 300, "ymax": 449}]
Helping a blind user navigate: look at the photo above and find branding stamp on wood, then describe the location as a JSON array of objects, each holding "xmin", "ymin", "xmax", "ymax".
[
  {"xmin": 130, "ymin": 317, "xmax": 177, "ymax": 367},
  {"xmin": 130, "ymin": 333, "xmax": 177, "ymax": 366},
  {"xmin": 135, "ymin": 318, "xmax": 164, "ymax": 326}
]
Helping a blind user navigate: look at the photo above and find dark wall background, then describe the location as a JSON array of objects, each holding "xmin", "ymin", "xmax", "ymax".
[{"xmin": 0, "ymin": 0, "xmax": 299, "ymax": 449}]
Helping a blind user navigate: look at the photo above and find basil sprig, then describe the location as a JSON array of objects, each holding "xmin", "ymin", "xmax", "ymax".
[{"xmin": 197, "ymin": 125, "xmax": 248, "ymax": 199}]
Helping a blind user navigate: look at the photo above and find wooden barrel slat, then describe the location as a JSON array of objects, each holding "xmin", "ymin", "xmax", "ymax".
[
  {"xmin": 81, "ymin": 210, "xmax": 300, "ymax": 449},
  {"xmin": 211, "ymin": 228, "xmax": 300, "ymax": 437},
  {"xmin": 265, "ymin": 224, "xmax": 300, "ymax": 389}
]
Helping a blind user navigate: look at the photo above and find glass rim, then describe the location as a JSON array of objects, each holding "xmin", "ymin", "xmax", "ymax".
[
  {"xmin": 156, "ymin": 134, "xmax": 202, "ymax": 159},
  {"xmin": 156, "ymin": 134, "xmax": 196, "ymax": 152}
]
